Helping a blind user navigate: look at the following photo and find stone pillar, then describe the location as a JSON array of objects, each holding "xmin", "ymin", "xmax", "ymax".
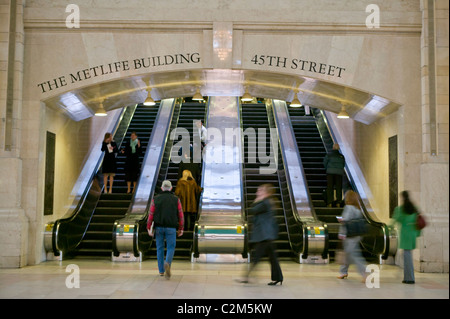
[
  {"xmin": 419, "ymin": 0, "xmax": 449, "ymax": 273},
  {"xmin": 0, "ymin": 0, "xmax": 28, "ymax": 268}
]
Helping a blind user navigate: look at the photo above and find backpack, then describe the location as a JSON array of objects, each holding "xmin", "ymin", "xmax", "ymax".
[{"xmin": 416, "ymin": 213, "xmax": 427, "ymax": 230}]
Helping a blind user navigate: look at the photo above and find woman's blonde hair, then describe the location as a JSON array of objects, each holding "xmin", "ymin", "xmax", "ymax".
[
  {"xmin": 344, "ymin": 190, "xmax": 360, "ymax": 209},
  {"xmin": 181, "ymin": 170, "xmax": 194, "ymax": 181}
]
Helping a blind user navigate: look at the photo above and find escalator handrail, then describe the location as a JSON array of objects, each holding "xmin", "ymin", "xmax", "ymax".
[
  {"xmin": 265, "ymin": 100, "xmax": 305, "ymax": 256},
  {"xmin": 270, "ymin": 100, "xmax": 317, "ymax": 224},
  {"xmin": 50, "ymin": 106, "xmax": 135, "ymax": 255}
]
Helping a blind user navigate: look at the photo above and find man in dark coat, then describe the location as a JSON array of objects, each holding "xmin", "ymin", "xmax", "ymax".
[{"xmin": 323, "ymin": 143, "xmax": 346, "ymax": 207}]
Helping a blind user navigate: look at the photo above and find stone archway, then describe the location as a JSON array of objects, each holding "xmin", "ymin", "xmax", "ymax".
[{"xmin": 41, "ymin": 68, "xmax": 400, "ymax": 125}]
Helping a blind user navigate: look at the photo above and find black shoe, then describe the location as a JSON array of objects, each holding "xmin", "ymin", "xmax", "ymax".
[
  {"xmin": 268, "ymin": 281, "xmax": 283, "ymax": 286},
  {"xmin": 402, "ymin": 280, "xmax": 415, "ymax": 284}
]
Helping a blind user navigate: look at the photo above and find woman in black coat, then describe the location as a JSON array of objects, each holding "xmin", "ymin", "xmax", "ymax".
[
  {"xmin": 101, "ymin": 132, "xmax": 118, "ymax": 193},
  {"xmin": 240, "ymin": 184, "xmax": 283, "ymax": 285},
  {"xmin": 121, "ymin": 132, "xmax": 142, "ymax": 194}
]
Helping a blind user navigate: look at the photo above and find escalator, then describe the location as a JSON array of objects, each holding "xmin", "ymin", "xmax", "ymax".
[
  {"xmin": 72, "ymin": 104, "xmax": 160, "ymax": 257},
  {"xmin": 44, "ymin": 104, "xmax": 161, "ymax": 259},
  {"xmin": 241, "ymin": 103, "xmax": 293, "ymax": 259},
  {"xmin": 148, "ymin": 101, "xmax": 207, "ymax": 260},
  {"xmin": 287, "ymin": 106, "xmax": 339, "ymax": 259},
  {"xmin": 288, "ymin": 106, "xmax": 392, "ymax": 262}
]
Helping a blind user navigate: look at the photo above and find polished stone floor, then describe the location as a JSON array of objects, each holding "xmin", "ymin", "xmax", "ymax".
[{"xmin": 0, "ymin": 258, "xmax": 448, "ymax": 299}]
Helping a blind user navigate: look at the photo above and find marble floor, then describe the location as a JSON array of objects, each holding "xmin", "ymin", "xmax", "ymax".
[{"xmin": 0, "ymin": 258, "xmax": 448, "ymax": 299}]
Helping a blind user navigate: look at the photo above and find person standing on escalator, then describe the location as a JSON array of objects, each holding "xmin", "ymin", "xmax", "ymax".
[
  {"xmin": 323, "ymin": 143, "xmax": 346, "ymax": 207},
  {"xmin": 121, "ymin": 131, "xmax": 141, "ymax": 194},
  {"xmin": 175, "ymin": 170, "xmax": 203, "ymax": 231},
  {"xmin": 101, "ymin": 132, "xmax": 118, "ymax": 194}
]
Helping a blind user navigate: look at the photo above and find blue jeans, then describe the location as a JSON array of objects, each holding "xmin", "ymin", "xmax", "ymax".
[{"xmin": 155, "ymin": 227, "xmax": 177, "ymax": 274}]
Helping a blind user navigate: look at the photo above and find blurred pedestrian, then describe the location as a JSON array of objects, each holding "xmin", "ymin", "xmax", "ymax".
[
  {"xmin": 323, "ymin": 143, "xmax": 346, "ymax": 207},
  {"xmin": 101, "ymin": 132, "xmax": 118, "ymax": 194},
  {"xmin": 147, "ymin": 180, "xmax": 184, "ymax": 279},
  {"xmin": 121, "ymin": 131, "xmax": 142, "ymax": 194},
  {"xmin": 240, "ymin": 184, "xmax": 283, "ymax": 286},
  {"xmin": 391, "ymin": 190, "xmax": 421, "ymax": 284},
  {"xmin": 175, "ymin": 170, "xmax": 202, "ymax": 231},
  {"xmin": 337, "ymin": 190, "xmax": 367, "ymax": 282}
]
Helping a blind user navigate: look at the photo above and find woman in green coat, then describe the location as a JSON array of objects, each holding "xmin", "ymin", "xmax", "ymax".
[{"xmin": 392, "ymin": 191, "xmax": 421, "ymax": 284}]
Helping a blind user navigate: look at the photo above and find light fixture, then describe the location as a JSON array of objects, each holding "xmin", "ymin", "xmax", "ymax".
[
  {"xmin": 143, "ymin": 89, "xmax": 156, "ymax": 106},
  {"xmin": 241, "ymin": 89, "xmax": 253, "ymax": 102},
  {"xmin": 95, "ymin": 101, "xmax": 107, "ymax": 117},
  {"xmin": 290, "ymin": 96, "xmax": 302, "ymax": 107},
  {"xmin": 337, "ymin": 105, "xmax": 350, "ymax": 119},
  {"xmin": 289, "ymin": 86, "xmax": 302, "ymax": 107},
  {"xmin": 192, "ymin": 87, "xmax": 203, "ymax": 101}
]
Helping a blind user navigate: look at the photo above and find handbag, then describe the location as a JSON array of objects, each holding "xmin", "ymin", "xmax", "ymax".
[
  {"xmin": 416, "ymin": 213, "xmax": 427, "ymax": 230},
  {"xmin": 345, "ymin": 218, "xmax": 368, "ymax": 237}
]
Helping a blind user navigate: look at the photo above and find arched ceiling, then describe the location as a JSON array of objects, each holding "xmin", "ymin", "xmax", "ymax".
[{"xmin": 43, "ymin": 69, "xmax": 401, "ymax": 125}]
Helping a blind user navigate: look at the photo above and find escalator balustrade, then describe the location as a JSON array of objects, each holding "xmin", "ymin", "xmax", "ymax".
[{"xmin": 74, "ymin": 104, "xmax": 160, "ymax": 257}]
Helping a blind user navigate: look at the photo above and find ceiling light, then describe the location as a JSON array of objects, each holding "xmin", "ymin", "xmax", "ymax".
[
  {"xmin": 337, "ymin": 105, "xmax": 350, "ymax": 119},
  {"xmin": 143, "ymin": 95, "xmax": 156, "ymax": 106},
  {"xmin": 95, "ymin": 102, "xmax": 107, "ymax": 117},
  {"xmin": 143, "ymin": 90, "xmax": 156, "ymax": 106},
  {"xmin": 290, "ymin": 96, "xmax": 302, "ymax": 107},
  {"xmin": 241, "ymin": 92, "xmax": 253, "ymax": 102},
  {"xmin": 192, "ymin": 88, "xmax": 204, "ymax": 101}
]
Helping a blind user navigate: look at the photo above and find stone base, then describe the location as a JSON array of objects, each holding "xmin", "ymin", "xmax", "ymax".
[{"xmin": 0, "ymin": 209, "xmax": 29, "ymax": 268}]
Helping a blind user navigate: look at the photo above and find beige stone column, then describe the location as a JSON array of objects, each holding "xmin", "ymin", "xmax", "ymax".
[
  {"xmin": 0, "ymin": 0, "xmax": 28, "ymax": 268},
  {"xmin": 419, "ymin": 0, "xmax": 449, "ymax": 273}
]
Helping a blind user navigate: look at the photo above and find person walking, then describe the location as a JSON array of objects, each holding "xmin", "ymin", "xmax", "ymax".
[
  {"xmin": 391, "ymin": 190, "xmax": 421, "ymax": 284},
  {"xmin": 121, "ymin": 132, "xmax": 142, "ymax": 194},
  {"xmin": 240, "ymin": 184, "xmax": 283, "ymax": 286},
  {"xmin": 101, "ymin": 132, "xmax": 118, "ymax": 194},
  {"xmin": 337, "ymin": 190, "xmax": 367, "ymax": 282},
  {"xmin": 147, "ymin": 180, "xmax": 184, "ymax": 279},
  {"xmin": 323, "ymin": 143, "xmax": 346, "ymax": 207},
  {"xmin": 175, "ymin": 170, "xmax": 203, "ymax": 231}
]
